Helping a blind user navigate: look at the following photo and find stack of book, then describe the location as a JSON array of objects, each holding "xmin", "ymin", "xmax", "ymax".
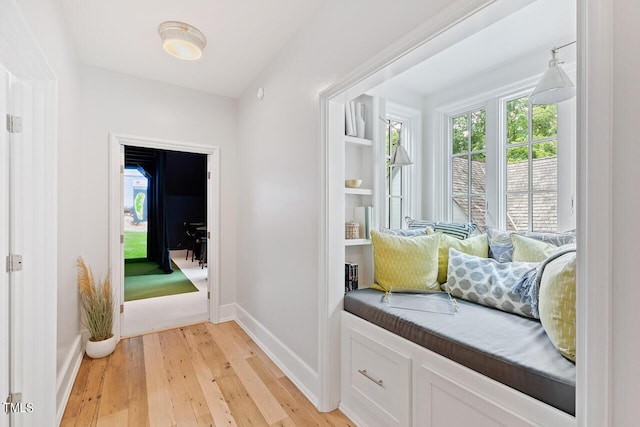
[
  {"xmin": 345, "ymin": 100, "xmax": 357, "ymax": 137},
  {"xmin": 345, "ymin": 262, "xmax": 358, "ymax": 293},
  {"xmin": 345, "ymin": 101, "xmax": 365, "ymax": 138}
]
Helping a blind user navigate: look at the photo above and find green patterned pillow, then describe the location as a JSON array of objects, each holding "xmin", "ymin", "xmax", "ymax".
[
  {"xmin": 370, "ymin": 230, "xmax": 440, "ymax": 292},
  {"xmin": 539, "ymin": 252, "xmax": 576, "ymax": 362},
  {"xmin": 437, "ymin": 233, "xmax": 488, "ymax": 284},
  {"xmin": 486, "ymin": 226, "xmax": 576, "ymax": 262},
  {"xmin": 512, "ymin": 234, "xmax": 572, "ymax": 262}
]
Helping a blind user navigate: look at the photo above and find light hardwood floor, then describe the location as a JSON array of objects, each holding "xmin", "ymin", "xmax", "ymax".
[{"xmin": 61, "ymin": 322, "xmax": 354, "ymax": 427}]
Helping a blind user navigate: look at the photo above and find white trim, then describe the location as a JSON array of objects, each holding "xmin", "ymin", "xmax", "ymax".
[
  {"xmin": 234, "ymin": 304, "xmax": 320, "ymax": 406},
  {"xmin": 55, "ymin": 335, "xmax": 83, "ymax": 426},
  {"xmin": 576, "ymin": 0, "xmax": 612, "ymax": 425},
  {"xmin": 108, "ymin": 133, "xmax": 221, "ymax": 338},
  {"xmin": 218, "ymin": 303, "xmax": 237, "ymax": 323}
]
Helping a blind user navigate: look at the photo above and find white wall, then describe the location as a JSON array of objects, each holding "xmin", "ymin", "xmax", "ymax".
[
  {"xmin": 78, "ymin": 65, "xmax": 238, "ymax": 307},
  {"xmin": 236, "ymin": 0, "xmax": 464, "ymax": 400},
  {"xmin": 14, "ymin": 0, "xmax": 83, "ymax": 415},
  {"xmin": 612, "ymin": 0, "xmax": 640, "ymax": 424}
]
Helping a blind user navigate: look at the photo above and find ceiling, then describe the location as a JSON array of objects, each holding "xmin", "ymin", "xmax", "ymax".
[
  {"xmin": 373, "ymin": 0, "xmax": 576, "ymax": 97},
  {"xmin": 59, "ymin": 0, "xmax": 326, "ymax": 98}
]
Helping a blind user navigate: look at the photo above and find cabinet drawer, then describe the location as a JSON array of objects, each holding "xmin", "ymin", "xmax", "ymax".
[{"xmin": 345, "ymin": 328, "xmax": 411, "ymax": 426}]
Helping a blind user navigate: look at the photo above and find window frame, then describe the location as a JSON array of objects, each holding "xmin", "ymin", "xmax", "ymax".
[
  {"xmin": 382, "ymin": 102, "xmax": 421, "ymax": 229},
  {"xmin": 449, "ymin": 107, "xmax": 488, "ymax": 229},
  {"xmin": 501, "ymin": 90, "xmax": 560, "ymax": 232},
  {"xmin": 441, "ymin": 83, "xmax": 575, "ymax": 232}
]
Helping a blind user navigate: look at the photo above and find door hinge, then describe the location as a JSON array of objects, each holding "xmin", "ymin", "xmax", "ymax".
[
  {"xmin": 207, "ymin": 291, "xmax": 210, "ymax": 300},
  {"xmin": 120, "ymin": 165, "xmax": 124, "ymax": 174},
  {"xmin": 207, "ymin": 171, "xmax": 211, "ymax": 180},
  {"xmin": 120, "ymin": 234, "xmax": 124, "ymax": 244},
  {"xmin": 6, "ymin": 254, "xmax": 23, "ymax": 273},
  {"xmin": 207, "ymin": 231, "xmax": 211, "ymax": 239},
  {"xmin": 4, "ymin": 392, "xmax": 22, "ymax": 413},
  {"xmin": 120, "ymin": 304, "xmax": 124, "ymax": 314},
  {"xmin": 6, "ymin": 114, "xmax": 22, "ymax": 133}
]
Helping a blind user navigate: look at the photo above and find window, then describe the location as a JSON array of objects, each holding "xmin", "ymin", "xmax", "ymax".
[
  {"xmin": 450, "ymin": 108, "xmax": 487, "ymax": 229},
  {"xmin": 505, "ymin": 96, "xmax": 558, "ymax": 232},
  {"xmin": 445, "ymin": 90, "xmax": 569, "ymax": 232},
  {"xmin": 384, "ymin": 118, "xmax": 405, "ymax": 229},
  {"xmin": 123, "ymin": 167, "xmax": 149, "ymax": 259}
]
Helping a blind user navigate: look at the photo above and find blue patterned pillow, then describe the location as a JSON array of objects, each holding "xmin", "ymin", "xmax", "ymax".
[
  {"xmin": 486, "ymin": 226, "xmax": 576, "ymax": 263},
  {"xmin": 405, "ymin": 217, "xmax": 476, "ymax": 240},
  {"xmin": 446, "ymin": 249, "xmax": 538, "ymax": 318}
]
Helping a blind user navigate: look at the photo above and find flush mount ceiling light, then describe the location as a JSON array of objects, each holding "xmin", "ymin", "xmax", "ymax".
[{"xmin": 158, "ymin": 21, "xmax": 206, "ymax": 60}]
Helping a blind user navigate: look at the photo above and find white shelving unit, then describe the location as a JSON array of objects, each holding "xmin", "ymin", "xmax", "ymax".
[
  {"xmin": 344, "ymin": 95, "xmax": 377, "ymax": 291},
  {"xmin": 345, "ymin": 187, "xmax": 373, "ymax": 196}
]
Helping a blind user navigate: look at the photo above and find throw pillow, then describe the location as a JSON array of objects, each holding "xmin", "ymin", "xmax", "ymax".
[
  {"xmin": 511, "ymin": 234, "xmax": 573, "ymax": 262},
  {"xmin": 539, "ymin": 252, "xmax": 576, "ymax": 362},
  {"xmin": 437, "ymin": 233, "xmax": 488, "ymax": 284},
  {"xmin": 379, "ymin": 226, "xmax": 434, "ymax": 237},
  {"xmin": 405, "ymin": 217, "xmax": 476, "ymax": 240},
  {"xmin": 370, "ymin": 230, "xmax": 440, "ymax": 293},
  {"xmin": 446, "ymin": 249, "xmax": 538, "ymax": 318},
  {"xmin": 485, "ymin": 226, "xmax": 514, "ymax": 262},
  {"xmin": 486, "ymin": 226, "xmax": 576, "ymax": 262}
]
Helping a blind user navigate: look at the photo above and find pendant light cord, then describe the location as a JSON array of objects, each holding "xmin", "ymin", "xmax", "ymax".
[{"xmin": 552, "ymin": 40, "xmax": 577, "ymax": 54}]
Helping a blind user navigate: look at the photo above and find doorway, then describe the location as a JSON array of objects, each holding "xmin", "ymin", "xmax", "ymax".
[{"xmin": 109, "ymin": 134, "xmax": 221, "ymax": 339}]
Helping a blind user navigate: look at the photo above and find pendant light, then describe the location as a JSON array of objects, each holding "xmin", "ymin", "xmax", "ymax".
[
  {"xmin": 158, "ymin": 21, "xmax": 206, "ymax": 60},
  {"xmin": 530, "ymin": 41, "xmax": 576, "ymax": 105},
  {"xmin": 390, "ymin": 129, "xmax": 412, "ymax": 167}
]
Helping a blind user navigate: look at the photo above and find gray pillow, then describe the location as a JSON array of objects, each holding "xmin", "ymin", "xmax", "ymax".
[
  {"xmin": 446, "ymin": 248, "xmax": 538, "ymax": 318},
  {"xmin": 485, "ymin": 226, "xmax": 576, "ymax": 263}
]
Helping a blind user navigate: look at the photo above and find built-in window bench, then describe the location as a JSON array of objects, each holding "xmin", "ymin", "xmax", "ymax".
[{"xmin": 340, "ymin": 289, "xmax": 576, "ymax": 427}]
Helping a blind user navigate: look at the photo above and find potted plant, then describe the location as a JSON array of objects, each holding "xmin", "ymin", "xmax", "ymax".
[{"xmin": 77, "ymin": 257, "xmax": 116, "ymax": 358}]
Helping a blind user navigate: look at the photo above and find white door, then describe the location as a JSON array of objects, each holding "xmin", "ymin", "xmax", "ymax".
[
  {"xmin": 0, "ymin": 67, "xmax": 10, "ymax": 427},
  {"xmin": 2, "ymin": 67, "xmax": 32, "ymax": 427}
]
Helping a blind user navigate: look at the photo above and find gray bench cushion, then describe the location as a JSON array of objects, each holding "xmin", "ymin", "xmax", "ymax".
[{"xmin": 344, "ymin": 288, "xmax": 576, "ymax": 416}]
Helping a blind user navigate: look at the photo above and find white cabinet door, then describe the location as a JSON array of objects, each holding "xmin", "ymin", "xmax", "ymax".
[{"xmin": 417, "ymin": 365, "xmax": 535, "ymax": 427}]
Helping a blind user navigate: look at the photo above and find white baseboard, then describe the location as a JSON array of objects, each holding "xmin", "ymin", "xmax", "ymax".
[
  {"xmin": 218, "ymin": 303, "xmax": 237, "ymax": 323},
  {"xmin": 234, "ymin": 304, "xmax": 320, "ymax": 407},
  {"xmin": 56, "ymin": 334, "xmax": 83, "ymax": 426},
  {"xmin": 339, "ymin": 403, "xmax": 365, "ymax": 427}
]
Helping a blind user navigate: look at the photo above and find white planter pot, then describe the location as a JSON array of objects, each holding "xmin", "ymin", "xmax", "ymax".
[{"xmin": 85, "ymin": 334, "xmax": 117, "ymax": 359}]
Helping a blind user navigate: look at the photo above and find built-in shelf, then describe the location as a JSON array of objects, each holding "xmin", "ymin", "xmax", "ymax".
[
  {"xmin": 345, "ymin": 187, "xmax": 373, "ymax": 195},
  {"xmin": 344, "ymin": 135, "xmax": 373, "ymax": 146},
  {"xmin": 345, "ymin": 239, "xmax": 372, "ymax": 247}
]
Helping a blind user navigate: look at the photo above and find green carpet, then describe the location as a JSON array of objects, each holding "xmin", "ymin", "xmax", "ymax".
[{"xmin": 124, "ymin": 260, "xmax": 198, "ymax": 302}]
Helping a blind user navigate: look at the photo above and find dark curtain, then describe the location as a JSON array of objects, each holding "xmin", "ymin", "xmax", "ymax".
[{"xmin": 147, "ymin": 151, "xmax": 173, "ymax": 273}]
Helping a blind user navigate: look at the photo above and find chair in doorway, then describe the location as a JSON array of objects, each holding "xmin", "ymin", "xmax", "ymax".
[
  {"xmin": 195, "ymin": 226, "xmax": 207, "ymax": 269},
  {"xmin": 183, "ymin": 221, "xmax": 205, "ymax": 261}
]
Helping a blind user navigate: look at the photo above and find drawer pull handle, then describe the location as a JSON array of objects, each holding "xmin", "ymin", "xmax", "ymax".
[{"xmin": 358, "ymin": 369, "xmax": 384, "ymax": 387}]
